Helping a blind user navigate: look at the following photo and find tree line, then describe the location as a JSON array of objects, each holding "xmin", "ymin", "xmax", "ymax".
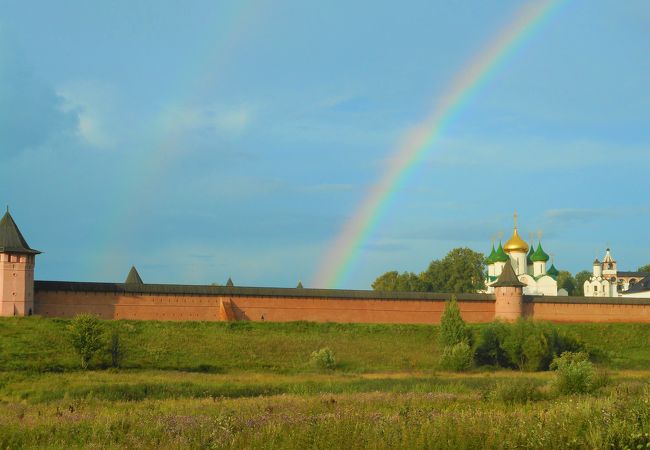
[{"xmin": 371, "ymin": 247, "xmax": 650, "ymax": 295}]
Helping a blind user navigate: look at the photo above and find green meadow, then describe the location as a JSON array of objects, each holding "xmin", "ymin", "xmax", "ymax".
[{"xmin": 2, "ymin": 317, "xmax": 650, "ymax": 448}]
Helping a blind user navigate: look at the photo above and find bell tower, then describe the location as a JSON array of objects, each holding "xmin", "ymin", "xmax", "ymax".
[{"xmin": 0, "ymin": 209, "xmax": 41, "ymax": 317}]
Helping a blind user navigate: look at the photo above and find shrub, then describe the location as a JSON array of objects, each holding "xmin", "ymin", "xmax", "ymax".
[
  {"xmin": 310, "ymin": 348, "xmax": 336, "ymax": 371},
  {"xmin": 490, "ymin": 378, "xmax": 544, "ymax": 403},
  {"xmin": 440, "ymin": 341, "xmax": 473, "ymax": 371},
  {"xmin": 500, "ymin": 320, "xmax": 586, "ymax": 371},
  {"xmin": 474, "ymin": 321, "xmax": 511, "ymax": 367},
  {"xmin": 439, "ymin": 297, "xmax": 472, "ymax": 347},
  {"xmin": 109, "ymin": 330, "xmax": 123, "ymax": 368},
  {"xmin": 68, "ymin": 314, "xmax": 105, "ymax": 369},
  {"xmin": 550, "ymin": 351, "xmax": 595, "ymax": 394}
]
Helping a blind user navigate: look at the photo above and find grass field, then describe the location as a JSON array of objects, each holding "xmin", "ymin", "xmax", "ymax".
[{"xmin": 2, "ymin": 317, "xmax": 650, "ymax": 448}]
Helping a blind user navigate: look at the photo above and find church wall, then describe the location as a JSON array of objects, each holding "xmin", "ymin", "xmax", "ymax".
[{"xmin": 33, "ymin": 288, "xmax": 496, "ymax": 324}]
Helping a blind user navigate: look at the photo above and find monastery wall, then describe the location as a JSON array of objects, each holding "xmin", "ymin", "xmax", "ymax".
[
  {"xmin": 34, "ymin": 281, "xmax": 495, "ymax": 324},
  {"xmin": 526, "ymin": 296, "xmax": 650, "ymax": 323},
  {"xmin": 33, "ymin": 282, "xmax": 650, "ymax": 324}
]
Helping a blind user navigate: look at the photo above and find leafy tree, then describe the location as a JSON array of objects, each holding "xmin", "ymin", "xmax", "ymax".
[
  {"xmin": 638, "ymin": 264, "xmax": 650, "ymax": 274},
  {"xmin": 556, "ymin": 271, "xmax": 576, "ymax": 295},
  {"xmin": 68, "ymin": 314, "xmax": 105, "ymax": 369},
  {"xmin": 574, "ymin": 270, "xmax": 592, "ymax": 296},
  {"xmin": 372, "ymin": 271, "xmax": 429, "ymax": 292},
  {"xmin": 421, "ymin": 248, "xmax": 486, "ymax": 293},
  {"xmin": 438, "ymin": 297, "xmax": 472, "ymax": 347}
]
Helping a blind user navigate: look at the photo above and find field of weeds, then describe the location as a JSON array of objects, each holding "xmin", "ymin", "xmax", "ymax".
[
  {"xmin": 2, "ymin": 371, "xmax": 650, "ymax": 448},
  {"xmin": 2, "ymin": 318, "xmax": 650, "ymax": 448}
]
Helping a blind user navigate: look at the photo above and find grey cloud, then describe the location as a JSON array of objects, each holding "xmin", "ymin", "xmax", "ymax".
[
  {"xmin": 545, "ymin": 206, "xmax": 650, "ymax": 224},
  {"xmin": 0, "ymin": 49, "xmax": 78, "ymax": 157}
]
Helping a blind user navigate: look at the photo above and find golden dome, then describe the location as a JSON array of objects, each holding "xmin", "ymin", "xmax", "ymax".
[{"xmin": 503, "ymin": 227, "xmax": 529, "ymax": 253}]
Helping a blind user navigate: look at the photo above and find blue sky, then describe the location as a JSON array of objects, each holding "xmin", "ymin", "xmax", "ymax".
[{"xmin": 1, "ymin": 0, "xmax": 648, "ymax": 288}]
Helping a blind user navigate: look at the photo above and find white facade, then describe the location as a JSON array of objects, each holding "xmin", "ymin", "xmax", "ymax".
[
  {"xmin": 584, "ymin": 248, "xmax": 649, "ymax": 297},
  {"xmin": 485, "ymin": 223, "xmax": 558, "ymax": 296}
]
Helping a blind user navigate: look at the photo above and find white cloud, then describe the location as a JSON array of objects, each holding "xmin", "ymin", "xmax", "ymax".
[
  {"xmin": 161, "ymin": 104, "xmax": 254, "ymax": 137},
  {"xmin": 57, "ymin": 80, "xmax": 120, "ymax": 148}
]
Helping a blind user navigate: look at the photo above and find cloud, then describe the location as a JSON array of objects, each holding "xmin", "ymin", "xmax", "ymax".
[
  {"xmin": 0, "ymin": 47, "xmax": 78, "ymax": 157},
  {"xmin": 545, "ymin": 206, "xmax": 650, "ymax": 224},
  {"xmin": 162, "ymin": 104, "xmax": 254, "ymax": 137},
  {"xmin": 419, "ymin": 136, "xmax": 650, "ymax": 170},
  {"xmin": 214, "ymin": 108, "xmax": 252, "ymax": 134},
  {"xmin": 57, "ymin": 80, "xmax": 120, "ymax": 148}
]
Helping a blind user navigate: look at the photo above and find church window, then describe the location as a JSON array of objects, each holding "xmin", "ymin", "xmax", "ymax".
[{"xmin": 594, "ymin": 286, "xmax": 598, "ymax": 292}]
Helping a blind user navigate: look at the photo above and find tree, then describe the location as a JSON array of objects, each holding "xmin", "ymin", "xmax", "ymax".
[
  {"xmin": 109, "ymin": 330, "xmax": 123, "ymax": 368},
  {"xmin": 574, "ymin": 270, "xmax": 592, "ymax": 296},
  {"xmin": 68, "ymin": 314, "xmax": 105, "ymax": 369},
  {"xmin": 420, "ymin": 248, "xmax": 486, "ymax": 293},
  {"xmin": 438, "ymin": 297, "xmax": 472, "ymax": 347},
  {"xmin": 556, "ymin": 271, "xmax": 576, "ymax": 295},
  {"xmin": 638, "ymin": 264, "xmax": 650, "ymax": 274},
  {"xmin": 372, "ymin": 271, "xmax": 429, "ymax": 292}
]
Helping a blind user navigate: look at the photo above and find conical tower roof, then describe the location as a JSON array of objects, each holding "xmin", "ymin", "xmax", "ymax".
[
  {"xmin": 125, "ymin": 266, "xmax": 143, "ymax": 284},
  {"xmin": 492, "ymin": 259, "xmax": 526, "ymax": 287},
  {"xmin": 0, "ymin": 209, "xmax": 40, "ymax": 254},
  {"xmin": 296, "ymin": 280, "xmax": 304, "ymax": 289},
  {"xmin": 226, "ymin": 277, "xmax": 234, "ymax": 287},
  {"xmin": 531, "ymin": 243, "xmax": 550, "ymax": 262}
]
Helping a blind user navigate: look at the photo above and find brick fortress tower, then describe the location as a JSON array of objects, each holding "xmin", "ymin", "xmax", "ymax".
[
  {"xmin": 0, "ymin": 209, "xmax": 40, "ymax": 316},
  {"xmin": 493, "ymin": 259, "xmax": 526, "ymax": 321}
]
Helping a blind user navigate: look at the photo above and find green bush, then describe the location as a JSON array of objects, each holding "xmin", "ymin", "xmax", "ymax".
[
  {"xmin": 438, "ymin": 297, "xmax": 472, "ymax": 347},
  {"xmin": 440, "ymin": 341, "xmax": 473, "ymax": 371},
  {"xmin": 490, "ymin": 378, "xmax": 544, "ymax": 403},
  {"xmin": 498, "ymin": 320, "xmax": 585, "ymax": 371},
  {"xmin": 108, "ymin": 330, "xmax": 123, "ymax": 368},
  {"xmin": 67, "ymin": 314, "xmax": 105, "ymax": 369},
  {"xmin": 550, "ymin": 351, "xmax": 595, "ymax": 394},
  {"xmin": 474, "ymin": 321, "xmax": 511, "ymax": 367},
  {"xmin": 310, "ymin": 348, "xmax": 336, "ymax": 371}
]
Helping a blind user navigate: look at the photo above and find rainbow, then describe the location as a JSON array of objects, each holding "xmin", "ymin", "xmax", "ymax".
[
  {"xmin": 311, "ymin": 0, "xmax": 565, "ymax": 288},
  {"xmin": 97, "ymin": 0, "xmax": 265, "ymax": 275}
]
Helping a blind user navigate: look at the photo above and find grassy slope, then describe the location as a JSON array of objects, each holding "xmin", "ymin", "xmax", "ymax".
[
  {"xmin": 2, "ymin": 317, "xmax": 650, "ymax": 372},
  {"xmin": 3, "ymin": 318, "xmax": 650, "ymax": 448}
]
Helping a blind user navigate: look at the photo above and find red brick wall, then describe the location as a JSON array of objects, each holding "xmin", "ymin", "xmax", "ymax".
[
  {"xmin": 34, "ymin": 290, "xmax": 495, "ymax": 324},
  {"xmin": 35, "ymin": 288, "xmax": 650, "ymax": 324},
  {"xmin": 528, "ymin": 301, "xmax": 650, "ymax": 323}
]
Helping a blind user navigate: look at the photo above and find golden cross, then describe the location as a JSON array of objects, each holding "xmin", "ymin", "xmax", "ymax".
[{"xmin": 513, "ymin": 211, "xmax": 518, "ymax": 228}]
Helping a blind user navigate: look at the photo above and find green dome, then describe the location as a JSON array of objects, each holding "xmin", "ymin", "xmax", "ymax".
[
  {"xmin": 546, "ymin": 264, "xmax": 559, "ymax": 279},
  {"xmin": 493, "ymin": 242, "xmax": 510, "ymax": 263},
  {"xmin": 486, "ymin": 244, "xmax": 497, "ymax": 264},
  {"xmin": 531, "ymin": 243, "xmax": 550, "ymax": 262},
  {"xmin": 527, "ymin": 244, "xmax": 535, "ymax": 265}
]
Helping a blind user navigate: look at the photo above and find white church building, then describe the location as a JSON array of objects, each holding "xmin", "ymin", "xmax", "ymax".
[
  {"xmin": 584, "ymin": 248, "xmax": 649, "ymax": 297},
  {"xmin": 485, "ymin": 216, "xmax": 559, "ymax": 296}
]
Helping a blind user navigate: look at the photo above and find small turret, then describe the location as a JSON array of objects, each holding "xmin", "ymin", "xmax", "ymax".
[{"xmin": 125, "ymin": 266, "xmax": 144, "ymax": 285}]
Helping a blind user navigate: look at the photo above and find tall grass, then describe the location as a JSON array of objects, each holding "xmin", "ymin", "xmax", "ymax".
[
  {"xmin": 3, "ymin": 317, "xmax": 650, "ymax": 373},
  {"xmin": 1, "ymin": 378, "xmax": 650, "ymax": 449}
]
